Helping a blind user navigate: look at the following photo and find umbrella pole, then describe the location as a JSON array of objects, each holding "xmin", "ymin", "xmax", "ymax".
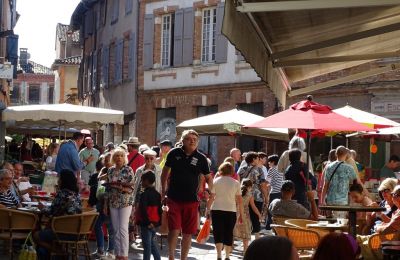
[
  {"xmin": 330, "ymin": 136, "xmax": 333, "ymax": 150},
  {"xmin": 306, "ymin": 130, "xmax": 311, "ymax": 191},
  {"xmin": 58, "ymin": 121, "xmax": 61, "ymax": 141}
]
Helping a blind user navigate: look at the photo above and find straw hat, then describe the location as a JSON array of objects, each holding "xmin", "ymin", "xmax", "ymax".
[{"xmin": 126, "ymin": 137, "xmax": 140, "ymax": 145}]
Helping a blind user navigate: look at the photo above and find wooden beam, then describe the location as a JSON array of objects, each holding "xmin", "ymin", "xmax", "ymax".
[
  {"xmin": 271, "ymin": 22, "xmax": 400, "ymax": 60},
  {"xmin": 274, "ymin": 52, "xmax": 400, "ymax": 67},
  {"xmin": 237, "ymin": 0, "xmax": 400, "ymax": 12},
  {"xmin": 288, "ymin": 64, "xmax": 399, "ymax": 97}
]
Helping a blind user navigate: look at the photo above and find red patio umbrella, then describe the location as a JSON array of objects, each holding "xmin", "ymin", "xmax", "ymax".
[{"xmin": 245, "ymin": 96, "xmax": 373, "ymax": 183}]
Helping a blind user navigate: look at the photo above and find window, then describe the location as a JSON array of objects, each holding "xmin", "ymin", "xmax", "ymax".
[
  {"xmin": 197, "ymin": 105, "xmax": 218, "ymax": 171},
  {"xmin": 125, "ymin": 0, "xmax": 133, "ymax": 15},
  {"xmin": 201, "ymin": 8, "xmax": 217, "ymax": 63},
  {"xmin": 156, "ymin": 108, "xmax": 176, "ymax": 144},
  {"xmin": 48, "ymin": 86, "xmax": 54, "ymax": 104},
  {"xmin": 10, "ymin": 85, "xmax": 19, "ymax": 104},
  {"xmin": 29, "ymin": 85, "xmax": 40, "ymax": 104},
  {"xmin": 161, "ymin": 14, "xmax": 174, "ymax": 67},
  {"xmin": 238, "ymin": 102, "xmax": 264, "ymax": 153},
  {"xmin": 111, "ymin": 0, "xmax": 119, "ymax": 24}
]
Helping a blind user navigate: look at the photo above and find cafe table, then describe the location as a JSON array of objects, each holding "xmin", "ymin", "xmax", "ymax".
[
  {"xmin": 306, "ymin": 223, "xmax": 348, "ymax": 233},
  {"xmin": 319, "ymin": 205, "xmax": 385, "ymax": 238}
]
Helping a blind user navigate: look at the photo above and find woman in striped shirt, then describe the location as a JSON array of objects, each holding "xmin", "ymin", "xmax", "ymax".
[{"xmin": 0, "ymin": 169, "xmax": 20, "ymax": 208}]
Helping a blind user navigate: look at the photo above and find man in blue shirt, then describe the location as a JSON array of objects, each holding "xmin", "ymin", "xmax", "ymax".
[{"xmin": 55, "ymin": 132, "xmax": 94, "ymax": 175}]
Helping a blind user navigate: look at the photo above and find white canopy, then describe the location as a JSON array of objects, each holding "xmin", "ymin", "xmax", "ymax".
[
  {"xmin": 333, "ymin": 105, "xmax": 400, "ymax": 129},
  {"xmin": 2, "ymin": 104, "xmax": 124, "ymax": 131},
  {"xmin": 177, "ymin": 108, "xmax": 288, "ymax": 141}
]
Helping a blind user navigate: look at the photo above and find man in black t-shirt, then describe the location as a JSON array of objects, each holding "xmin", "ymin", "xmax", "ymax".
[{"xmin": 161, "ymin": 129, "xmax": 212, "ymax": 260}]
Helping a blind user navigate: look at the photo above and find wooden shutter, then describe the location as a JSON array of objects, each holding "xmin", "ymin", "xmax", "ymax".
[
  {"xmin": 173, "ymin": 9, "xmax": 184, "ymax": 67},
  {"xmin": 128, "ymin": 32, "xmax": 136, "ymax": 81},
  {"xmin": 116, "ymin": 39, "xmax": 123, "ymax": 84},
  {"xmin": 92, "ymin": 50, "xmax": 97, "ymax": 91},
  {"xmin": 182, "ymin": 7, "xmax": 194, "ymax": 66},
  {"xmin": 84, "ymin": 9, "xmax": 94, "ymax": 38},
  {"xmin": 102, "ymin": 46, "xmax": 109, "ymax": 88},
  {"xmin": 143, "ymin": 14, "xmax": 154, "ymax": 70},
  {"xmin": 215, "ymin": 2, "xmax": 228, "ymax": 63}
]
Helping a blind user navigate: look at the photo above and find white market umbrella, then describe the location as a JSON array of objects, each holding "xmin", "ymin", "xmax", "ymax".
[
  {"xmin": 333, "ymin": 105, "xmax": 400, "ymax": 129},
  {"xmin": 177, "ymin": 108, "xmax": 288, "ymax": 141},
  {"xmin": 2, "ymin": 103, "xmax": 124, "ymax": 131}
]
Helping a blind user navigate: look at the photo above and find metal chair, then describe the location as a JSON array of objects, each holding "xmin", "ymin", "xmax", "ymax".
[
  {"xmin": 0, "ymin": 208, "xmax": 38, "ymax": 259},
  {"xmin": 50, "ymin": 212, "xmax": 98, "ymax": 260}
]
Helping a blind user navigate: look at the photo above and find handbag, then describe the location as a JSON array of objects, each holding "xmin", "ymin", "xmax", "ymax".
[
  {"xmin": 18, "ymin": 232, "xmax": 37, "ymax": 260},
  {"xmin": 196, "ymin": 217, "xmax": 211, "ymax": 244},
  {"xmin": 159, "ymin": 205, "xmax": 169, "ymax": 235}
]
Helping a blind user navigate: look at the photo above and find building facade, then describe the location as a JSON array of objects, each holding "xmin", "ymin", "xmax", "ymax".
[
  {"xmin": 70, "ymin": 0, "xmax": 139, "ymax": 145},
  {"xmin": 52, "ymin": 23, "xmax": 81, "ymax": 104},
  {"xmin": 137, "ymin": 0, "xmax": 285, "ymax": 165}
]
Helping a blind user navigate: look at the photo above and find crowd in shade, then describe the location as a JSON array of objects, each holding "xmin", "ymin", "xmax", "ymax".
[{"xmin": 2, "ymin": 131, "xmax": 400, "ymax": 260}]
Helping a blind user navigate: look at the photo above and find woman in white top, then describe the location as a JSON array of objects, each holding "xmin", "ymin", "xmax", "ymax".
[
  {"xmin": 45, "ymin": 143, "xmax": 59, "ymax": 171},
  {"xmin": 206, "ymin": 162, "xmax": 243, "ymax": 260}
]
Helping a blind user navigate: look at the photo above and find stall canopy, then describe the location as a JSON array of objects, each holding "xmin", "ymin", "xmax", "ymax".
[
  {"xmin": 223, "ymin": 1, "xmax": 400, "ymax": 107},
  {"xmin": 176, "ymin": 108, "xmax": 288, "ymax": 141},
  {"xmin": 333, "ymin": 105, "xmax": 400, "ymax": 129},
  {"xmin": 2, "ymin": 104, "xmax": 124, "ymax": 131}
]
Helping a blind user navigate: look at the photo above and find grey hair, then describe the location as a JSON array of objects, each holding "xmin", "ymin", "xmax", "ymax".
[
  {"xmin": 288, "ymin": 136, "xmax": 306, "ymax": 151},
  {"xmin": 0, "ymin": 169, "xmax": 11, "ymax": 180},
  {"xmin": 181, "ymin": 129, "xmax": 199, "ymax": 140}
]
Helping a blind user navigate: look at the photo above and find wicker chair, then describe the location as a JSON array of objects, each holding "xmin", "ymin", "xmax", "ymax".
[
  {"xmin": 271, "ymin": 224, "xmax": 288, "ymax": 237},
  {"xmin": 286, "ymin": 226, "xmax": 320, "ymax": 251},
  {"xmin": 50, "ymin": 212, "xmax": 98, "ymax": 260},
  {"xmin": 272, "ymin": 215, "xmax": 289, "ymax": 225},
  {"xmin": 368, "ymin": 232, "xmax": 399, "ymax": 259},
  {"xmin": 0, "ymin": 208, "xmax": 38, "ymax": 259}
]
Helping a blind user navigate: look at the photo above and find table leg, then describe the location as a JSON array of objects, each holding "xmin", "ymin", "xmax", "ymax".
[{"xmin": 348, "ymin": 211, "xmax": 357, "ymax": 238}]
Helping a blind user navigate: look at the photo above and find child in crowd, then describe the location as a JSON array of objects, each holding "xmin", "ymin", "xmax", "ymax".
[
  {"xmin": 234, "ymin": 178, "xmax": 262, "ymax": 254},
  {"xmin": 135, "ymin": 171, "xmax": 162, "ymax": 260},
  {"xmin": 92, "ymin": 154, "xmax": 115, "ymax": 259},
  {"xmin": 349, "ymin": 183, "xmax": 378, "ymax": 234}
]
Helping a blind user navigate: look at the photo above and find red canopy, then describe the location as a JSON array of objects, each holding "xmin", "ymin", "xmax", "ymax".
[{"xmin": 245, "ymin": 98, "xmax": 373, "ymax": 132}]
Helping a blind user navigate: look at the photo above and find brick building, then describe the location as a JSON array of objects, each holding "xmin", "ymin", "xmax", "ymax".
[
  {"xmin": 136, "ymin": 0, "xmax": 286, "ymax": 165},
  {"xmin": 10, "ymin": 48, "xmax": 54, "ymax": 105}
]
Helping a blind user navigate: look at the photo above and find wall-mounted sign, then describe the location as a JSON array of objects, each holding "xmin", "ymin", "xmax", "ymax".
[{"xmin": 0, "ymin": 63, "xmax": 13, "ymax": 79}]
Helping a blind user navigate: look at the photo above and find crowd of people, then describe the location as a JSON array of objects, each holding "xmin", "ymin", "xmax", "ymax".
[{"xmin": 1, "ymin": 130, "xmax": 400, "ymax": 259}]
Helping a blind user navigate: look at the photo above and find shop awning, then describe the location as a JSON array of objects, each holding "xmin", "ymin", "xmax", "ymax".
[{"xmin": 223, "ymin": 1, "xmax": 400, "ymax": 107}]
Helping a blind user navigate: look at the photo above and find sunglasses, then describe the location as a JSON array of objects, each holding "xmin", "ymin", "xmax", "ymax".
[
  {"xmin": 382, "ymin": 189, "xmax": 391, "ymax": 194},
  {"xmin": 145, "ymin": 157, "xmax": 155, "ymax": 160},
  {"xmin": 391, "ymin": 192, "xmax": 400, "ymax": 198}
]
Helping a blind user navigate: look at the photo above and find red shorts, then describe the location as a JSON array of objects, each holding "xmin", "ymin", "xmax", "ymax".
[{"xmin": 167, "ymin": 199, "xmax": 199, "ymax": 235}]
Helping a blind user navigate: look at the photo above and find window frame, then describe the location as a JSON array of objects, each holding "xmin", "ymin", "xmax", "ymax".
[
  {"xmin": 28, "ymin": 85, "xmax": 40, "ymax": 104},
  {"xmin": 161, "ymin": 13, "xmax": 173, "ymax": 67},
  {"xmin": 201, "ymin": 7, "xmax": 217, "ymax": 63}
]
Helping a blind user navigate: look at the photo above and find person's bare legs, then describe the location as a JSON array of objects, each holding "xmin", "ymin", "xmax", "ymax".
[
  {"xmin": 181, "ymin": 233, "xmax": 192, "ymax": 260},
  {"xmin": 215, "ymin": 243, "xmax": 223, "ymax": 258},
  {"xmin": 224, "ymin": 245, "xmax": 232, "ymax": 259},
  {"xmin": 168, "ymin": 229, "xmax": 180, "ymax": 260},
  {"xmin": 243, "ymin": 239, "xmax": 249, "ymax": 254}
]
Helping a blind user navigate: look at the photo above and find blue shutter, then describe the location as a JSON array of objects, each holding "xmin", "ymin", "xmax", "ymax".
[
  {"xmin": 92, "ymin": 50, "xmax": 97, "ymax": 91},
  {"xmin": 215, "ymin": 3, "xmax": 228, "ymax": 63},
  {"xmin": 173, "ymin": 9, "xmax": 183, "ymax": 67},
  {"xmin": 102, "ymin": 46, "xmax": 109, "ymax": 88},
  {"xmin": 128, "ymin": 32, "xmax": 136, "ymax": 81},
  {"xmin": 116, "ymin": 39, "xmax": 123, "ymax": 84},
  {"xmin": 6, "ymin": 34, "xmax": 18, "ymax": 78},
  {"xmin": 143, "ymin": 14, "xmax": 154, "ymax": 70},
  {"xmin": 125, "ymin": 0, "xmax": 133, "ymax": 15},
  {"xmin": 182, "ymin": 8, "xmax": 194, "ymax": 66},
  {"xmin": 84, "ymin": 9, "xmax": 94, "ymax": 38},
  {"xmin": 112, "ymin": 0, "xmax": 119, "ymax": 23}
]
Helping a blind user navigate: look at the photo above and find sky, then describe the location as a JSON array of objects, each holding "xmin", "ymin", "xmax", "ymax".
[{"xmin": 14, "ymin": 0, "xmax": 81, "ymax": 68}]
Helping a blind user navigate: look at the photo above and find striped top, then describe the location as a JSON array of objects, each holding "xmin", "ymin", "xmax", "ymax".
[
  {"xmin": 266, "ymin": 166, "xmax": 284, "ymax": 194},
  {"xmin": 0, "ymin": 189, "xmax": 19, "ymax": 208}
]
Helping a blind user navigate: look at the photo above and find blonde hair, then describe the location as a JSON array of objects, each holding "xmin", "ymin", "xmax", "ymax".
[
  {"xmin": 218, "ymin": 162, "xmax": 234, "ymax": 176},
  {"xmin": 223, "ymin": 157, "xmax": 235, "ymax": 167},
  {"xmin": 379, "ymin": 178, "xmax": 399, "ymax": 192},
  {"xmin": 111, "ymin": 148, "xmax": 128, "ymax": 165},
  {"xmin": 47, "ymin": 143, "xmax": 59, "ymax": 155}
]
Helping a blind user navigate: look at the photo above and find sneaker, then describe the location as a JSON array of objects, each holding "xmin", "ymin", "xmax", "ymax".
[
  {"xmin": 91, "ymin": 251, "xmax": 105, "ymax": 259},
  {"xmin": 100, "ymin": 252, "xmax": 116, "ymax": 260}
]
